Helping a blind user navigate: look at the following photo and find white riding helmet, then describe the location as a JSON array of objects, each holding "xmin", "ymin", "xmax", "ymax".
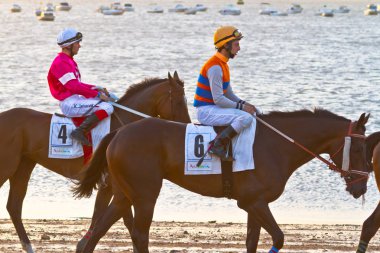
[{"xmin": 57, "ymin": 28, "xmax": 82, "ymax": 48}]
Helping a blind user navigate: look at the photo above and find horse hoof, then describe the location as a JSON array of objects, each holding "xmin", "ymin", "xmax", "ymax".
[{"xmin": 21, "ymin": 242, "xmax": 34, "ymax": 253}]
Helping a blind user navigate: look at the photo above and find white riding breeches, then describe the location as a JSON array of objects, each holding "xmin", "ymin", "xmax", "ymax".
[
  {"xmin": 59, "ymin": 94, "xmax": 114, "ymax": 117},
  {"xmin": 196, "ymin": 105, "xmax": 254, "ymax": 133}
]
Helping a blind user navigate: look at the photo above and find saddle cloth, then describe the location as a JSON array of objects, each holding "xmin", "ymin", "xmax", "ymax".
[
  {"xmin": 184, "ymin": 120, "xmax": 256, "ymax": 175},
  {"xmin": 48, "ymin": 114, "xmax": 110, "ymax": 159}
]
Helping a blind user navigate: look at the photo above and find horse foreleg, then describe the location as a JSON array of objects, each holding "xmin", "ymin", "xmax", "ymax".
[
  {"xmin": 240, "ymin": 199, "xmax": 284, "ymax": 253},
  {"xmin": 76, "ymin": 185, "xmax": 113, "ymax": 252},
  {"xmin": 357, "ymin": 201, "xmax": 380, "ymax": 253},
  {"xmin": 7, "ymin": 158, "xmax": 36, "ymax": 253},
  {"xmin": 246, "ymin": 213, "xmax": 261, "ymax": 252}
]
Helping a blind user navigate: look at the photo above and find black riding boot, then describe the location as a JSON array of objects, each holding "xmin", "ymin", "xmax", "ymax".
[
  {"xmin": 210, "ymin": 125, "xmax": 238, "ymax": 161},
  {"xmin": 71, "ymin": 113, "xmax": 100, "ymax": 146}
]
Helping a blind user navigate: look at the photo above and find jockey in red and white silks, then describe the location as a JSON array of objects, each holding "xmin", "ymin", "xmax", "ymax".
[{"xmin": 48, "ymin": 28, "xmax": 113, "ymax": 146}]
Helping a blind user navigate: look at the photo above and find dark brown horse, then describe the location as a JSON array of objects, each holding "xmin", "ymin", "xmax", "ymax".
[
  {"xmin": 75, "ymin": 109, "xmax": 370, "ymax": 253},
  {"xmin": 0, "ymin": 72, "xmax": 191, "ymax": 253},
  {"xmin": 356, "ymin": 132, "xmax": 380, "ymax": 253}
]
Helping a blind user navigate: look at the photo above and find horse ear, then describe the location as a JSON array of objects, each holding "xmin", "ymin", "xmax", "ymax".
[
  {"xmin": 357, "ymin": 113, "xmax": 370, "ymax": 129},
  {"xmin": 168, "ymin": 72, "xmax": 175, "ymax": 87},
  {"xmin": 173, "ymin": 71, "xmax": 180, "ymax": 81}
]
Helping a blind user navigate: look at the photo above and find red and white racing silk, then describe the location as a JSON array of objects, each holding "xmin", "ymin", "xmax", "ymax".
[{"xmin": 47, "ymin": 52, "xmax": 98, "ymax": 101}]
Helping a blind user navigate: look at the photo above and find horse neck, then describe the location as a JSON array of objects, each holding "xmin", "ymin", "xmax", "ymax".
[
  {"xmin": 111, "ymin": 82, "xmax": 164, "ymax": 128},
  {"xmin": 269, "ymin": 117, "xmax": 350, "ymax": 173}
]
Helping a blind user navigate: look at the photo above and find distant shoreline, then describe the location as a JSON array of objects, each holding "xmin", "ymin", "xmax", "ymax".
[{"xmin": 1, "ymin": 219, "xmax": 379, "ymax": 252}]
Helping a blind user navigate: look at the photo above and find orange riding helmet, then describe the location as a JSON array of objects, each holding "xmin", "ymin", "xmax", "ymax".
[{"xmin": 213, "ymin": 26, "xmax": 243, "ymax": 49}]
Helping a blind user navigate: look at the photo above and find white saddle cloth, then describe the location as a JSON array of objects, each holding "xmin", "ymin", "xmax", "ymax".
[
  {"xmin": 48, "ymin": 114, "xmax": 110, "ymax": 159},
  {"xmin": 184, "ymin": 120, "xmax": 256, "ymax": 175}
]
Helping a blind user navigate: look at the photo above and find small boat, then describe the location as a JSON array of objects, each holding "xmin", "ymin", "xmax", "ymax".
[
  {"xmin": 55, "ymin": 2, "xmax": 72, "ymax": 11},
  {"xmin": 333, "ymin": 5, "xmax": 350, "ymax": 13},
  {"xmin": 287, "ymin": 3, "xmax": 303, "ymax": 14},
  {"xmin": 38, "ymin": 11, "xmax": 55, "ymax": 21},
  {"xmin": 364, "ymin": 4, "xmax": 377, "ymax": 15},
  {"xmin": 259, "ymin": 3, "xmax": 275, "ymax": 15},
  {"xmin": 147, "ymin": 5, "xmax": 164, "ymax": 13},
  {"xmin": 102, "ymin": 9, "xmax": 124, "ymax": 15},
  {"xmin": 44, "ymin": 3, "xmax": 54, "ymax": 12},
  {"xmin": 237, "ymin": 0, "xmax": 244, "ymax": 5},
  {"xmin": 318, "ymin": 6, "xmax": 334, "ymax": 17},
  {"xmin": 184, "ymin": 7, "xmax": 197, "ymax": 15},
  {"xmin": 10, "ymin": 4, "xmax": 22, "ymax": 12},
  {"xmin": 219, "ymin": 4, "xmax": 241, "ymax": 15},
  {"xmin": 195, "ymin": 4, "xmax": 207, "ymax": 12},
  {"xmin": 124, "ymin": 3, "xmax": 134, "ymax": 12},
  {"xmin": 110, "ymin": 2, "xmax": 122, "ymax": 10},
  {"xmin": 270, "ymin": 11, "xmax": 288, "ymax": 16},
  {"xmin": 168, "ymin": 4, "xmax": 188, "ymax": 12}
]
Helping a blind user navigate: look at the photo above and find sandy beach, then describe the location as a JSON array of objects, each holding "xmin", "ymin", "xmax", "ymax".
[{"xmin": 0, "ymin": 219, "xmax": 379, "ymax": 253}]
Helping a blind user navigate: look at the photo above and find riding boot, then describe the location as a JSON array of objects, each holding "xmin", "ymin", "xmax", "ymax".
[
  {"xmin": 71, "ymin": 113, "xmax": 100, "ymax": 146},
  {"xmin": 209, "ymin": 125, "xmax": 238, "ymax": 161}
]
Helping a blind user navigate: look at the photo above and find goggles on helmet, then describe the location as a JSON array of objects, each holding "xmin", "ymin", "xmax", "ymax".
[
  {"xmin": 214, "ymin": 29, "xmax": 243, "ymax": 46},
  {"xmin": 58, "ymin": 32, "xmax": 82, "ymax": 47}
]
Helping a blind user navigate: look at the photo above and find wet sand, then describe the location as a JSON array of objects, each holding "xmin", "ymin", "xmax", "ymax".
[{"xmin": 0, "ymin": 219, "xmax": 379, "ymax": 252}]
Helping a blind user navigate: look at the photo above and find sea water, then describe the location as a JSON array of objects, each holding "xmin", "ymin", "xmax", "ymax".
[{"xmin": 0, "ymin": 0, "xmax": 379, "ymax": 224}]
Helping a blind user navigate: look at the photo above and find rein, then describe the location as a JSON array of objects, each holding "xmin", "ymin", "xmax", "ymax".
[{"xmin": 254, "ymin": 115, "xmax": 368, "ymax": 184}]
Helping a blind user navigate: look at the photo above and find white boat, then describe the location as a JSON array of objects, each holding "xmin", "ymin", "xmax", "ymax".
[
  {"xmin": 318, "ymin": 6, "xmax": 334, "ymax": 17},
  {"xmin": 44, "ymin": 3, "xmax": 54, "ymax": 12},
  {"xmin": 333, "ymin": 5, "xmax": 350, "ymax": 13},
  {"xmin": 55, "ymin": 2, "xmax": 72, "ymax": 11},
  {"xmin": 219, "ymin": 4, "xmax": 241, "ymax": 15},
  {"xmin": 147, "ymin": 5, "xmax": 164, "ymax": 13},
  {"xmin": 364, "ymin": 4, "xmax": 377, "ymax": 15},
  {"xmin": 184, "ymin": 7, "xmax": 197, "ymax": 15},
  {"xmin": 168, "ymin": 4, "xmax": 188, "ymax": 12},
  {"xmin": 124, "ymin": 3, "xmax": 134, "ymax": 12},
  {"xmin": 97, "ymin": 5, "xmax": 109, "ymax": 13},
  {"xmin": 102, "ymin": 9, "xmax": 124, "ymax": 15},
  {"xmin": 10, "ymin": 4, "xmax": 22, "ymax": 12},
  {"xmin": 259, "ymin": 3, "xmax": 276, "ymax": 15},
  {"xmin": 287, "ymin": 3, "xmax": 303, "ymax": 14},
  {"xmin": 38, "ymin": 11, "xmax": 55, "ymax": 21},
  {"xmin": 110, "ymin": 2, "xmax": 122, "ymax": 10},
  {"xmin": 195, "ymin": 4, "xmax": 207, "ymax": 12},
  {"xmin": 270, "ymin": 11, "xmax": 288, "ymax": 16}
]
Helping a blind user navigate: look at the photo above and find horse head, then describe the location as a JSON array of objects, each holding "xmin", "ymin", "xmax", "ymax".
[
  {"xmin": 154, "ymin": 71, "xmax": 191, "ymax": 123},
  {"xmin": 329, "ymin": 113, "xmax": 370, "ymax": 198}
]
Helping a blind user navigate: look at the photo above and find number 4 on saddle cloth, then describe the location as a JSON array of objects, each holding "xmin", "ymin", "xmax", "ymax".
[
  {"xmin": 184, "ymin": 122, "xmax": 256, "ymax": 175},
  {"xmin": 49, "ymin": 114, "xmax": 110, "ymax": 163}
]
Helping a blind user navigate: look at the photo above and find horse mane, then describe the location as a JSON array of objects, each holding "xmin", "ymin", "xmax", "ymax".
[
  {"xmin": 264, "ymin": 108, "xmax": 348, "ymax": 121},
  {"xmin": 117, "ymin": 78, "xmax": 167, "ymax": 104}
]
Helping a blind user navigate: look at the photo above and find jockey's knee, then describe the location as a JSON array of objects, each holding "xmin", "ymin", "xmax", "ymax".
[{"xmin": 101, "ymin": 103, "xmax": 114, "ymax": 115}]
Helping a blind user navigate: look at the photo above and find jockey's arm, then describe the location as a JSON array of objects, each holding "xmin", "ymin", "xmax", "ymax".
[{"xmin": 208, "ymin": 66, "xmax": 238, "ymax": 108}]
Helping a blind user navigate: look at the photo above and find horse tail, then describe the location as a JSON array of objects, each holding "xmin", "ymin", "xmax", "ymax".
[
  {"xmin": 72, "ymin": 130, "xmax": 118, "ymax": 198},
  {"xmin": 366, "ymin": 131, "xmax": 380, "ymax": 191}
]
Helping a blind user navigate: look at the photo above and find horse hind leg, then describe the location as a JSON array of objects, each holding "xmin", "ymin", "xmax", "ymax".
[
  {"xmin": 7, "ymin": 157, "xmax": 36, "ymax": 253},
  {"xmin": 131, "ymin": 198, "xmax": 158, "ymax": 253},
  {"xmin": 239, "ymin": 199, "xmax": 284, "ymax": 252}
]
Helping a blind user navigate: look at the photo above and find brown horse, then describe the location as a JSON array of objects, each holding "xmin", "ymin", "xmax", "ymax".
[
  {"xmin": 356, "ymin": 132, "xmax": 380, "ymax": 253},
  {"xmin": 0, "ymin": 72, "xmax": 191, "ymax": 253},
  {"xmin": 75, "ymin": 109, "xmax": 370, "ymax": 253}
]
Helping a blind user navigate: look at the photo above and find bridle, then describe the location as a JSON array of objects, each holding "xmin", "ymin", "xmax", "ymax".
[{"xmin": 327, "ymin": 122, "xmax": 368, "ymax": 186}]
